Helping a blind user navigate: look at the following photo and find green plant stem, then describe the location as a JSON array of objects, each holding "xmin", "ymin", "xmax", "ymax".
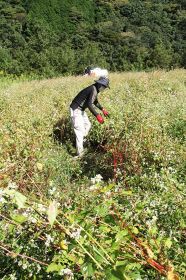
[
  {"xmin": 55, "ymin": 220, "xmax": 104, "ymax": 269},
  {"xmin": 76, "ymin": 240, "xmax": 104, "ymax": 270},
  {"xmin": 92, "ymin": 245, "xmax": 111, "ymax": 265},
  {"xmin": 79, "ymin": 225, "xmax": 114, "ymax": 264}
]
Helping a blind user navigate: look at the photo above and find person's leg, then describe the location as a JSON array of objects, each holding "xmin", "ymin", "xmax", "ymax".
[
  {"xmin": 70, "ymin": 108, "xmax": 85, "ymax": 156},
  {"xmin": 83, "ymin": 111, "xmax": 91, "ymax": 137}
]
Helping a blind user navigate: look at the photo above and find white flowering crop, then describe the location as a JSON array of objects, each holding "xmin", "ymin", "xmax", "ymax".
[
  {"xmin": 90, "ymin": 174, "xmax": 103, "ymax": 185},
  {"xmin": 70, "ymin": 228, "xmax": 82, "ymax": 240}
]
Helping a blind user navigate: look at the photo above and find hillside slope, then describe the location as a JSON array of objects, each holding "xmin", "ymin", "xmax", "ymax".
[
  {"xmin": 26, "ymin": 0, "xmax": 95, "ymax": 33},
  {"xmin": 0, "ymin": 0, "xmax": 185, "ymax": 76}
]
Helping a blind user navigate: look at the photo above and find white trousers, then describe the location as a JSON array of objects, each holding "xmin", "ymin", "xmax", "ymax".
[{"xmin": 70, "ymin": 108, "xmax": 91, "ymax": 155}]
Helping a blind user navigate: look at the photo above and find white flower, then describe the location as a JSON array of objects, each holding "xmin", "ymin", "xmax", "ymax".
[
  {"xmin": 60, "ymin": 268, "xmax": 73, "ymax": 276},
  {"xmin": 150, "ymin": 200, "xmax": 156, "ymax": 207},
  {"xmin": 9, "ymin": 274, "xmax": 17, "ymax": 280},
  {"xmin": 70, "ymin": 228, "xmax": 81, "ymax": 240},
  {"xmin": 37, "ymin": 264, "xmax": 41, "ymax": 272},
  {"xmin": 30, "ymin": 217, "xmax": 37, "ymax": 223},
  {"xmin": 146, "ymin": 220, "xmax": 152, "ymax": 227},
  {"xmin": 0, "ymin": 197, "xmax": 6, "ymax": 204},
  {"xmin": 37, "ymin": 203, "xmax": 46, "ymax": 213},
  {"xmin": 95, "ymin": 174, "xmax": 103, "ymax": 182},
  {"xmin": 91, "ymin": 178, "xmax": 96, "ymax": 184},
  {"xmin": 22, "ymin": 212, "xmax": 28, "ymax": 217},
  {"xmin": 18, "ymin": 260, "xmax": 22, "ymax": 266},
  {"xmin": 22, "ymin": 207, "xmax": 33, "ymax": 217},
  {"xmin": 48, "ymin": 187, "xmax": 56, "ymax": 195},
  {"xmin": 8, "ymin": 181, "xmax": 18, "ymax": 190},
  {"xmin": 89, "ymin": 185, "xmax": 98, "ymax": 191},
  {"xmin": 152, "ymin": 215, "xmax": 158, "ymax": 221},
  {"xmin": 45, "ymin": 234, "xmax": 54, "ymax": 247},
  {"xmin": 55, "ymin": 192, "xmax": 60, "ymax": 197},
  {"xmin": 82, "ymin": 267, "xmax": 87, "ymax": 272},
  {"xmin": 105, "ymin": 191, "xmax": 111, "ymax": 198},
  {"xmin": 22, "ymin": 263, "xmax": 28, "ymax": 270},
  {"xmin": 91, "ymin": 174, "xmax": 103, "ymax": 185}
]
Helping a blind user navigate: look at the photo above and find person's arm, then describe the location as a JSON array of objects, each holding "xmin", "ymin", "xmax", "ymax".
[
  {"xmin": 88, "ymin": 87, "xmax": 104, "ymax": 123},
  {"xmin": 94, "ymin": 98, "xmax": 103, "ymax": 110},
  {"xmin": 95, "ymin": 98, "xmax": 109, "ymax": 117},
  {"xmin": 87, "ymin": 87, "xmax": 99, "ymax": 117}
]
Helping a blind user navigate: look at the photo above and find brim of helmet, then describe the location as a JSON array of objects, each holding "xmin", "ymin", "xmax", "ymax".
[{"xmin": 95, "ymin": 80, "xmax": 110, "ymax": 89}]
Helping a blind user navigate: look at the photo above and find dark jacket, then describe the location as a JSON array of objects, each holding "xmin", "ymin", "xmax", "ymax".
[{"xmin": 70, "ymin": 84, "xmax": 103, "ymax": 117}]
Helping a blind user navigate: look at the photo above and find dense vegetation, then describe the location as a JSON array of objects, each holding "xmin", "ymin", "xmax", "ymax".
[
  {"xmin": 0, "ymin": 70, "xmax": 185, "ymax": 279},
  {"xmin": 0, "ymin": 0, "xmax": 185, "ymax": 77}
]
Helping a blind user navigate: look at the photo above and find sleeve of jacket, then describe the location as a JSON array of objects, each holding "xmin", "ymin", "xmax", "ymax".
[
  {"xmin": 94, "ymin": 98, "xmax": 103, "ymax": 110},
  {"xmin": 87, "ymin": 86, "xmax": 99, "ymax": 116}
]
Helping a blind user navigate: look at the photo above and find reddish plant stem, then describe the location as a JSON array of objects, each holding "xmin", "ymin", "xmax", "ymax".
[
  {"xmin": 0, "ymin": 242, "xmax": 48, "ymax": 266},
  {"xmin": 111, "ymin": 203, "xmax": 167, "ymax": 276}
]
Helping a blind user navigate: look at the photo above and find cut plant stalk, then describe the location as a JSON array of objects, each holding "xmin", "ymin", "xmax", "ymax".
[
  {"xmin": 76, "ymin": 240, "xmax": 104, "ymax": 270},
  {"xmin": 110, "ymin": 203, "xmax": 178, "ymax": 277},
  {"xmin": 61, "ymin": 212, "xmax": 115, "ymax": 264},
  {"xmin": 78, "ymin": 225, "xmax": 115, "ymax": 264}
]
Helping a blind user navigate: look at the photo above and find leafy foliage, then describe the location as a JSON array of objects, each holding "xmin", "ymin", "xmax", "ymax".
[{"xmin": 0, "ymin": 0, "xmax": 185, "ymax": 76}]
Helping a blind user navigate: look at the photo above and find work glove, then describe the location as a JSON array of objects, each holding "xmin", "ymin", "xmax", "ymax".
[
  {"xmin": 96, "ymin": 114, "xmax": 104, "ymax": 124},
  {"xmin": 102, "ymin": 108, "xmax": 109, "ymax": 117}
]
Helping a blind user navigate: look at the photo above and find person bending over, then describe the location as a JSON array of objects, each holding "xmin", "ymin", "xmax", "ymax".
[{"xmin": 70, "ymin": 77, "xmax": 110, "ymax": 157}]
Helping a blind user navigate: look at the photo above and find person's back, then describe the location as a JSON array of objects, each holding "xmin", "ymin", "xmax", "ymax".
[{"xmin": 70, "ymin": 85, "xmax": 95, "ymax": 111}]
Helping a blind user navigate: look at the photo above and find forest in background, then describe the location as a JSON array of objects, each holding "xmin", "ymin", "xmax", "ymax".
[{"xmin": 0, "ymin": 0, "xmax": 185, "ymax": 77}]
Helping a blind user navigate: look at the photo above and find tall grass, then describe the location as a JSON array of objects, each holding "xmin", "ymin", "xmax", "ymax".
[{"xmin": 0, "ymin": 69, "xmax": 185, "ymax": 279}]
